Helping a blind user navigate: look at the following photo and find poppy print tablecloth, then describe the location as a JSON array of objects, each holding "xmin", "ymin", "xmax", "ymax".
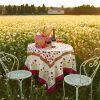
[{"xmin": 24, "ymin": 42, "xmax": 77, "ymax": 93}]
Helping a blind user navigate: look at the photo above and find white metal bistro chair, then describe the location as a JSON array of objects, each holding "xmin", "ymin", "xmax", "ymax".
[
  {"xmin": 0, "ymin": 51, "xmax": 32, "ymax": 99},
  {"xmin": 63, "ymin": 56, "xmax": 100, "ymax": 100}
]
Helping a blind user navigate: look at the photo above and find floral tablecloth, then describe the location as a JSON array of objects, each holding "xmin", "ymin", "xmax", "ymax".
[{"xmin": 24, "ymin": 42, "xmax": 77, "ymax": 93}]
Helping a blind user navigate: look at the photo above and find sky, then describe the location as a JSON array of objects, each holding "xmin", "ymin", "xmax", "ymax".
[{"xmin": 0, "ymin": 0, "xmax": 100, "ymax": 7}]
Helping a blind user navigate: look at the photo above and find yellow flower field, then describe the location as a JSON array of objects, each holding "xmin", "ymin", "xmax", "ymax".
[{"xmin": 0, "ymin": 15, "xmax": 100, "ymax": 65}]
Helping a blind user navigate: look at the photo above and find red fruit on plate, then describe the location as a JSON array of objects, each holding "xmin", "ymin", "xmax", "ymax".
[
  {"xmin": 42, "ymin": 45, "xmax": 46, "ymax": 48},
  {"xmin": 57, "ymin": 39, "xmax": 64, "ymax": 43}
]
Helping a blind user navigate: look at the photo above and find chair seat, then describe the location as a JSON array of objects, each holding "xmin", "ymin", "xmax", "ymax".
[
  {"xmin": 6, "ymin": 70, "xmax": 32, "ymax": 80},
  {"xmin": 64, "ymin": 74, "xmax": 92, "ymax": 87}
]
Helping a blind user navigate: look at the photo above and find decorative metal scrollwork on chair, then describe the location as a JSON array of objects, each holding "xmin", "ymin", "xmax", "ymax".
[
  {"xmin": 63, "ymin": 56, "xmax": 100, "ymax": 100},
  {"xmin": 0, "ymin": 52, "xmax": 32, "ymax": 100}
]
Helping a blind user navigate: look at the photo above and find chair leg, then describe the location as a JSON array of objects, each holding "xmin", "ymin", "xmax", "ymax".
[
  {"xmin": 29, "ymin": 75, "xmax": 33, "ymax": 99},
  {"xmin": 6, "ymin": 79, "xmax": 11, "ymax": 98},
  {"xmin": 18, "ymin": 80, "xmax": 24, "ymax": 100},
  {"xmin": 90, "ymin": 83, "xmax": 93, "ymax": 100},
  {"xmin": 62, "ymin": 80, "xmax": 65, "ymax": 100},
  {"xmin": 75, "ymin": 87, "xmax": 79, "ymax": 100},
  {"xmin": 30, "ymin": 75, "xmax": 33, "ymax": 93}
]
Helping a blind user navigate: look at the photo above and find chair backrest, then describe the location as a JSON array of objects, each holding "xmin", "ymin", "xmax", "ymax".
[
  {"xmin": 80, "ymin": 56, "xmax": 100, "ymax": 81},
  {"xmin": 0, "ymin": 52, "xmax": 19, "ymax": 74}
]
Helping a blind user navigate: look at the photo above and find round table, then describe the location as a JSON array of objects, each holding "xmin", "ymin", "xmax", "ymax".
[{"xmin": 24, "ymin": 42, "xmax": 77, "ymax": 93}]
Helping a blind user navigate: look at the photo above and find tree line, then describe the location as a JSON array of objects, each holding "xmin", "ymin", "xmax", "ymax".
[
  {"xmin": 0, "ymin": 4, "xmax": 100, "ymax": 15},
  {"xmin": 0, "ymin": 4, "xmax": 47, "ymax": 15},
  {"xmin": 65, "ymin": 5, "xmax": 100, "ymax": 15}
]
